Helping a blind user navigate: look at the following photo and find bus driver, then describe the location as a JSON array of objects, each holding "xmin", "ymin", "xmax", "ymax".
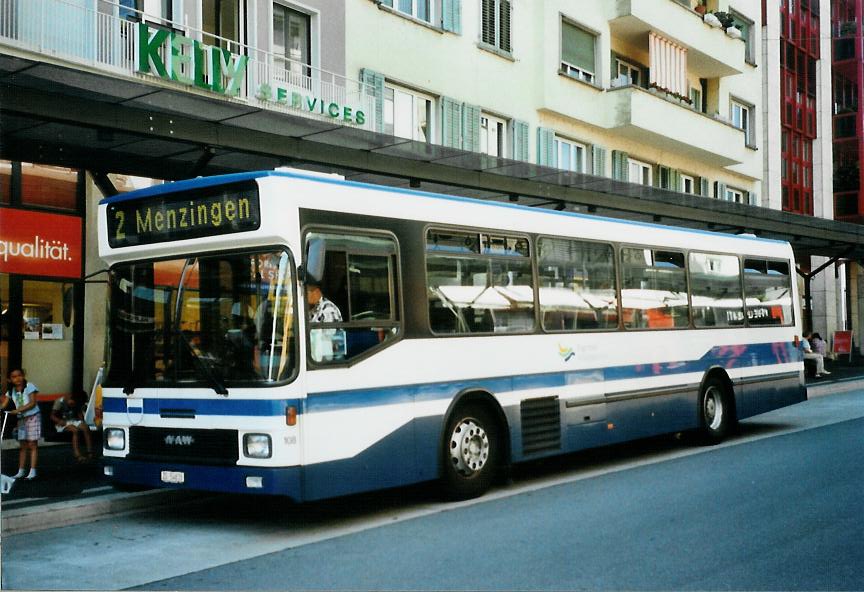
[{"xmin": 306, "ymin": 281, "xmax": 344, "ymax": 362}]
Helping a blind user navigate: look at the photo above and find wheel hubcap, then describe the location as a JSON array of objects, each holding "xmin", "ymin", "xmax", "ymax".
[
  {"xmin": 449, "ymin": 419, "xmax": 489, "ymax": 477},
  {"xmin": 704, "ymin": 387, "xmax": 724, "ymax": 430}
]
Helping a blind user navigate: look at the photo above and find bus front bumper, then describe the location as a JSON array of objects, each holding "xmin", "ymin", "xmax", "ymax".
[{"xmin": 103, "ymin": 458, "xmax": 303, "ymax": 500}]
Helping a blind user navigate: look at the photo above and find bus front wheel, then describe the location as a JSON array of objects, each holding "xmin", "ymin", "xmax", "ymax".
[
  {"xmin": 698, "ymin": 376, "xmax": 733, "ymax": 444},
  {"xmin": 442, "ymin": 404, "xmax": 500, "ymax": 500}
]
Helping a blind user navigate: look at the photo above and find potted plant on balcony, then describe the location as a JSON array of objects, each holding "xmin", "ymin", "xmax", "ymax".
[
  {"xmin": 703, "ymin": 12, "xmax": 722, "ymax": 28},
  {"xmin": 711, "ymin": 11, "xmax": 735, "ymax": 31},
  {"xmin": 694, "ymin": 0, "xmax": 707, "ymax": 15}
]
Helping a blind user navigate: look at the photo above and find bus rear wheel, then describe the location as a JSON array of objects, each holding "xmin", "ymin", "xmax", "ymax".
[
  {"xmin": 442, "ymin": 404, "xmax": 500, "ymax": 500},
  {"xmin": 698, "ymin": 376, "xmax": 733, "ymax": 444}
]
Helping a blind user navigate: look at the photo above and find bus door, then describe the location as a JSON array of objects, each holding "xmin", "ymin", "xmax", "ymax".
[{"xmin": 562, "ymin": 367, "xmax": 608, "ymax": 450}]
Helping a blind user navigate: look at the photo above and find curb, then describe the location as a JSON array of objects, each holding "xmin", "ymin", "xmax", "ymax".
[
  {"xmin": 1, "ymin": 488, "xmax": 203, "ymax": 536},
  {"xmin": 806, "ymin": 377, "xmax": 864, "ymax": 398}
]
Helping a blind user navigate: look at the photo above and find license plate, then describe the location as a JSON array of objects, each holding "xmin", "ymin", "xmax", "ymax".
[{"xmin": 160, "ymin": 470, "xmax": 185, "ymax": 484}]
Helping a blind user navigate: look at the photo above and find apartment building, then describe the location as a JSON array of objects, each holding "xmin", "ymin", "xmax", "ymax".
[{"xmin": 347, "ymin": 0, "xmax": 762, "ymax": 203}]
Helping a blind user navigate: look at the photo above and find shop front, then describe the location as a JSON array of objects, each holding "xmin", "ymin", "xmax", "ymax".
[{"xmin": 0, "ymin": 162, "xmax": 84, "ymax": 414}]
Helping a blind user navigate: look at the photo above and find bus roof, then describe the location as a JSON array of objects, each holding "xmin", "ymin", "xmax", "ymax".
[{"xmin": 99, "ymin": 170, "xmax": 787, "ymax": 247}]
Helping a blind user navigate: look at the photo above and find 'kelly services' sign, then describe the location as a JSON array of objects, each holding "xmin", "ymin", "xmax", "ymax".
[
  {"xmin": 0, "ymin": 208, "xmax": 82, "ymax": 279},
  {"xmin": 136, "ymin": 23, "xmax": 366, "ymax": 125}
]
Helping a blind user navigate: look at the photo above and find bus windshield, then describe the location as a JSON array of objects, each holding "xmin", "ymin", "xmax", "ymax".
[{"xmin": 106, "ymin": 249, "xmax": 296, "ymax": 390}]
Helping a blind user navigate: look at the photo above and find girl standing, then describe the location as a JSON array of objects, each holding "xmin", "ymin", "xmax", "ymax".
[{"xmin": 1, "ymin": 368, "xmax": 40, "ymax": 480}]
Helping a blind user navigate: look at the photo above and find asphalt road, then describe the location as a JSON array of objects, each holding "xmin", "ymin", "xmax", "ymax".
[{"xmin": 4, "ymin": 389, "xmax": 864, "ymax": 591}]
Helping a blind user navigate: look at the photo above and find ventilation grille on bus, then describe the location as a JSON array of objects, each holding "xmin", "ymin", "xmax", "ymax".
[
  {"xmin": 127, "ymin": 427, "xmax": 239, "ymax": 466},
  {"xmin": 521, "ymin": 396, "xmax": 561, "ymax": 455}
]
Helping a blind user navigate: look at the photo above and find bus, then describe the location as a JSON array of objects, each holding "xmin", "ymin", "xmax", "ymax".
[{"xmin": 98, "ymin": 170, "xmax": 806, "ymax": 501}]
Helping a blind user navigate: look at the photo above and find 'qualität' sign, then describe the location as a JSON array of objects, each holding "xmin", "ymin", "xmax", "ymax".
[
  {"xmin": 0, "ymin": 208, "xmax": 82, "ymax": 278},
  {"xmin": 136, "ymin": 23, "xmax": 367, "ymax": 126}
]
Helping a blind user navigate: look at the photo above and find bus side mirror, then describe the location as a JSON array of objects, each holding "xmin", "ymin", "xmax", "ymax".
[{"xmin": 303, "ymin": 237, "xmax": 326, "ymax": 285}]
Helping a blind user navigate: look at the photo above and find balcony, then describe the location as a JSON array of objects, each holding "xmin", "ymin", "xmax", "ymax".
[
  {"xmin": 605, "ymin": 85, "xmax": 747, "ymax": 166},
  {"xmin": 0, "ymin": 0, "xmax": 378, "ymax": 131},
  {"xmin": 610, "ymin": 0, "xmax": 745, "ymax": 78}
]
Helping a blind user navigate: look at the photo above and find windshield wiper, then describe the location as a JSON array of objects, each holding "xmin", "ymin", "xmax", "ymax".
[{"xmin": 175, "ymin": 330, "xmax": 229, "ymax": 396}]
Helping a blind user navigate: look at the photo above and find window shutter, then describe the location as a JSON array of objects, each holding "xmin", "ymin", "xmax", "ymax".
[
  {"xmin": 441, "ymin": 96, "xmax": 463, "ymax": 148},
  {"xmin": 537, "ymin": 127, "xmax": 556, "ymax": 166},
  {"xmin": 715, "ymin": 181, "xmax": 728, "ymax": 200},
  {"xmin": 511, "ymin": 120, "xmax": 529, "ymax": 162},
  {"xmin": 699, "ymin": 177, "xmax": 709, "ymax": 197},
  {"xmin": 670, "ymin": 169, "xmax": 681, "ymax": 192},
  {"xmin": 748, "ymin": 191, "xmax": 758, "ymax": 206},
  {"xmin": 481, "ymin": 0, "xmax": 495, "ymax": 45},
  {"xmin": 499, "ymin": 0, "xmax": 512, "ymax": 52},
  {"xmin": 561, "ymin": 21, "xmax": 595, "ymax": 72},
  {"xmin": 611, "ymin": 150, "xmax": 629, "ymax": 181},
  {"xmin": 441, "ymin": 0, "xmax": 462, "ymax": 33},
  {"xmin": 591, "ymin": 145, "xmax": 607, "ymax": 176},
  {"xmin": 359, "ymin": 68, "xmax": 385, "ymax": 133},
  {"xmin": 462, "ymin": 103, "xmax": 481, "ymax": 152},
  {"xmin": 655, "ymin": 165, "xmax": 668, "ymax": 189}
]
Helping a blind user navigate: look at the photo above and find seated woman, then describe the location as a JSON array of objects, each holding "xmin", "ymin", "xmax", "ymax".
[{"xmin": 51, "ymin": 391, "xmax": 93, "ymax": 462}]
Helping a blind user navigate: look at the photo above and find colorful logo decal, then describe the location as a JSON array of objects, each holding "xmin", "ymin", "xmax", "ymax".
[{"xmin": 558, "ymin": 344, "xmax": 575, "ymax": 362}]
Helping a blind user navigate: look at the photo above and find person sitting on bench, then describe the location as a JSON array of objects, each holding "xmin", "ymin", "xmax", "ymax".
[{"xmin": 802, "ymin": 332, "xmax": 830, "ymax": 378}]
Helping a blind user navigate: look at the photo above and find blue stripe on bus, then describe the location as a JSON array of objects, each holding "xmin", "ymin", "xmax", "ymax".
[
  {"xmin": 98, "ymin": 170, "xmax": 784, "ymax": 244},
  {"xmin": 103, "ymin": 341, "xmax": 800, "ymax": 417},
  {"xmin": 102, "ymin": 397, "xmax": 292, "ymax": 416}
]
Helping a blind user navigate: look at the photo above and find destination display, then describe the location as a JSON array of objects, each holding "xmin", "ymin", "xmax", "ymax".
[{"xmin": 107, "ymin": 183, "xmax": 261, "ymax": 248}]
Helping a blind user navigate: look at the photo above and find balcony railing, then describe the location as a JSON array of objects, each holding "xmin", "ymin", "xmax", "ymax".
[{"xmin": 0, "ymin": 0, "xmax": 378, "ymax": 131}]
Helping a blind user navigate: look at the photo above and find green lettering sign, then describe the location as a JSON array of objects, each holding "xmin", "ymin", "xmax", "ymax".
[{"xmin": 137, "ymin": 23, "xmax": 170, "ymax": 78}]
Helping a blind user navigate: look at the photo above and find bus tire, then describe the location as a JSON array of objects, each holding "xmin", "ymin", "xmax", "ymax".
[
  {"xmin": 698, "ymin": 375, "xmax": 732, "ymax": 445},
  {"xmin": 442, "ymin": 403, "xmax": 501, "ymax": 501}
]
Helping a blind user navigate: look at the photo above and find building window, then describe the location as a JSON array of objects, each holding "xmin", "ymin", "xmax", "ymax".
[
  {"xmin": 730, "ymin": 10, "xmax": 755, "ymax": 64},
  {"xmin": 628, "ymin": 158, "xmax": 652, "ymax": 185},
  {"xmin": 203, "ymin": 0, "xmax": 240, "ymax": 48},
  {"xmin": 731, "ymin": 99, "xmax": 753, "ymax": 145},
  {"xmin": 555, "ymin": 136, "xmax": 586, "ymax": 173},
  {"xmin": 614, "ymin": 58, "xmax": 640, "ymax": 87},
  {"xmin": 395, "ymin": 0, "xmax": 432, "ymax": 23},
  {"xmin": 561, "ymin": 20, "xmax": 595, "ymax": 83},
  {"xmin": 681, "ymin": 174, "xmax": 695, "ymax": 194},
  {"xmin": 480, "ymin": 114, "xmax": 507, "ymax": 157},
  {"xmin": 481, "ymin": 0, "xmax": 511, "ymax": 53},
  {"xmin": 384, "ymin": 84, "xmax": 433, "ymax": 143},
  {"xmin": 119, "ymin": 0, "xmax": 173, "ymax": 21},
  {"xmin": 273, "ymin": 4, "xmax": 311, "ymax": 81},
  {"xmin": 724, "ymin": 187, "xmax": 746, "ymax": 203},
  {"xmin": 690, "ymin": 87, "xmax": 702, "ymax": 112}
]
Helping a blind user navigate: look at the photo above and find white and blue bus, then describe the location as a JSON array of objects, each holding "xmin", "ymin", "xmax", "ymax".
[{"xmin": 98, "ymin": 170, "xmax": 805, "ymax": 501}]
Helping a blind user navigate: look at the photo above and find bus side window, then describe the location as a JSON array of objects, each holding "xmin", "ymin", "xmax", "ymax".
[{"xmin": 304, "ymin": 231, "xmax": 400, "ymax": 364}]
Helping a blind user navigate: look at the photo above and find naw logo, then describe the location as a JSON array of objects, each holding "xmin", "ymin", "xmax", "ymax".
[
  {"xmin": 558, "ymin": 344, "xmax": 575, "ymax": 362},
  {"xmin": 164, "ymin": 434, "xmax": 195, "ymax": 446}
]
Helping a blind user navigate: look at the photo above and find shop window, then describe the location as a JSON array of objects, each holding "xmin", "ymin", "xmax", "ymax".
[
  {"xmin": 21, "ymin": 164, "xmax": 78, "ymax": 211},
  {"xmin": 0, "ymin": 273, "xmax": 8, "ymax": 390},
  {"xmin": 21, "ymin": 279, "xmax": 75, "ymax": 395},
  {"xmin": 0, "ymin": 161, "xmax": 10, "ymax": 204}
]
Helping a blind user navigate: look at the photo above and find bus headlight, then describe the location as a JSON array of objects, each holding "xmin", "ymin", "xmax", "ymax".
[
  {"xmin": 243, "ymin": 434, "xmax": 272, "ymax": 459},
  {"xmin": 104, "ymin": 428, "xmax": 126, "ymax": 451}
]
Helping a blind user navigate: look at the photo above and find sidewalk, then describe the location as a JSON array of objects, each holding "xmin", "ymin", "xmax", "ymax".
[{"xmin": 2, "ymin": 359, "xmax": 864, "ymax": 536}]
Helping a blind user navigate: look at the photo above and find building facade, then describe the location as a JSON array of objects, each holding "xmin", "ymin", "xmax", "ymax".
[{"xmin": 346, "ymin": 0, "xmax": 763, "ymax": 203}]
